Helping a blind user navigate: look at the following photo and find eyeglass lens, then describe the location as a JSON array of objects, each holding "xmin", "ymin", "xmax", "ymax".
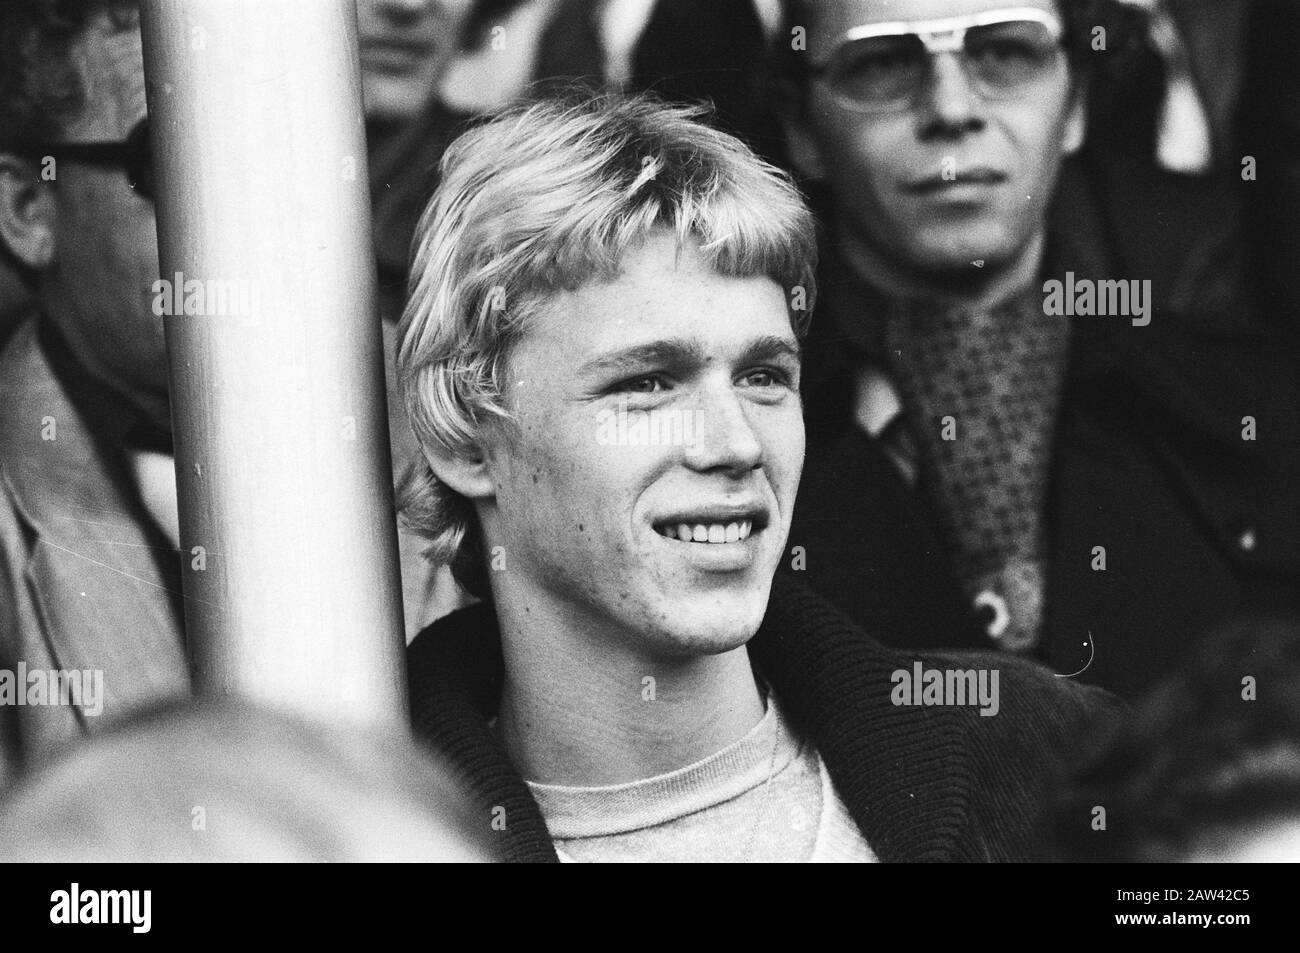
[{"xmin": 826, "ymin": 20, "xmax": 1061, "ymax": 109}]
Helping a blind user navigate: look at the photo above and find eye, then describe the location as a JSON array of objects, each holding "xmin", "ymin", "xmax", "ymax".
[
  {"xmin": 969, "ymin": 37, "xmax": 1038, "ymax": 64},
  {"xmin": 613, "ymin": 375, "xmax": 668, "ymax": 395},
  {"xmin": 965, "ymin": 23, "xmax": 1056, "ymax": 75},
  {"xmin": 738, "ymin": 367, "xmax": 793, "ymax": 389},
  {"xmin": 830, "ymin": 37, "xmax": 923, "ymax": 94}
]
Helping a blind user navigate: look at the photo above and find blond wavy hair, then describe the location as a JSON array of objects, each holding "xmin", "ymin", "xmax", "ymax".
[{"xmin": 397, "ymin": 92, "xmax": 817, "ymax": 596}]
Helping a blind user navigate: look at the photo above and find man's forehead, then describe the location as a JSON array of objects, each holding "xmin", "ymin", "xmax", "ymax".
[
  {"xmin": 63, "ymin": 11, "xmax": 146, "ymax": 141},
  {"xmin": 801, "ymin": 0, "xmax": 1061, "ymax": 42},
  {"xmin": 527, "ymin": 279, "xmax": 796, "ymax": 367}
]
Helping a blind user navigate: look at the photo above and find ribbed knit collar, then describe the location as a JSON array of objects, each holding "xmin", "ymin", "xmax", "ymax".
[{"xmin": 407, "ymin": 574, "xmax": 975, "ymax": 862}]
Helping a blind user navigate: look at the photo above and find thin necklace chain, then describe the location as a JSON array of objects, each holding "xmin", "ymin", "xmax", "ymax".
[{"xmin": 740, "ymin": 699, "xmax": 783, "ymax": 862}]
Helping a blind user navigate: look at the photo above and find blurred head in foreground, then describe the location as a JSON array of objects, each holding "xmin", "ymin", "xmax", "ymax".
[
  {"xmin": 0, "ymin": 700, "xmax": 490, "ymax": 861},
  {"xmin": 1052, "ymin": 617, "xmax": 1300, "ymax": 862}
]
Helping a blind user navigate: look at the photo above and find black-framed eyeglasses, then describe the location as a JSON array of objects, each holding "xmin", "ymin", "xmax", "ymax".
[
  {"xmin": 3, "ymin": 117, "xmax": 154, "ymax": 201},
  {"xmin": 806, "ymin": 7, "xmax": 1067, "ymax": 114}
]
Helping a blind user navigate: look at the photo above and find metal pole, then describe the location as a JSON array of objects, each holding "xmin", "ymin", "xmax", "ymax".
[{"xmin": 140, "ymin": 0, "xmax": 407, "ymax": 729}]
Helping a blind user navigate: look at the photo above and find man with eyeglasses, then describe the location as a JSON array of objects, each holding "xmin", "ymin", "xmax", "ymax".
[
  {"xmin": 0, "ymin": 1, "xmax": 182, "ymax": 784},
  {"xmin": 776, "ymin": 0, "xmax": 1300, "ymax": 697},
  {"xmin": 0, "ymin": 0, "xmax": 480, "ymax": 781}
]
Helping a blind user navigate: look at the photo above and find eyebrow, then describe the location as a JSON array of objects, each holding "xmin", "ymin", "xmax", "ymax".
[
  {"xmin": 741, "ymin": 334, "xmax": 804, "ymax": 367},
  {"xmin": 577, "ymin": 335, "xmax": 803, "ymax": 377}
]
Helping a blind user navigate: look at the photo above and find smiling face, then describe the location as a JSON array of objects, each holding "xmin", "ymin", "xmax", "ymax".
[
  {"xmin": 357, "ymin": 0, "xmax": 474, "ymax": 121},
  {"xmin": 787, "ymin": 0, "xmax": 1083, "ymax": 278},
  {"xmin": 475, "ymin": 230, "xmax": 804, "ymax": 660}
]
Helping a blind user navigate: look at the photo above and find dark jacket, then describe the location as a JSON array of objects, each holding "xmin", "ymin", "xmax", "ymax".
[
  {"xmin": 787, "ymin": 148, "xmax": 1300, "ymax": 698},
  {"xmin": 407, "ymin": 574, "xmax": 1121, "ymax": 862},
  {"xmin": 368, "ymin": 99, "xmax": 471, "ymax": 326}
]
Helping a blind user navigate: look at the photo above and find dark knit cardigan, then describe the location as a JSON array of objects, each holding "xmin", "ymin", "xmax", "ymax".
[{"xmin": 407, "ymin": 574, "xmax": 1123, "ymax": 862}]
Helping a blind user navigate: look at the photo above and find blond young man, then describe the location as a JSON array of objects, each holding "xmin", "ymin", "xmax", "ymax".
[{"xmin": 399, "ymin": 93, "xmax": 1119, "ymax": 862}]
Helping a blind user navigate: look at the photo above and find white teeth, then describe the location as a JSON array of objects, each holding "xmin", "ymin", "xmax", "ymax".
[{"xmin": 658, "ymin": 518, "xmax": 758, "ymax": 543}]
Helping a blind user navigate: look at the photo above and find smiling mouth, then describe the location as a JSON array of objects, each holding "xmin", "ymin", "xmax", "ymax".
[{"xmin": 653, "ymin": 517, "xmax": 763, "ymax": 544}]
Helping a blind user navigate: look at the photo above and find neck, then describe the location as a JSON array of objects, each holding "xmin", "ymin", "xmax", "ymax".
[
  {"xmin": 837, "ymin": 225, "xmax": 1046, "ymax": 311},
  {"xmin": 492, "ymin": 582, "xmax": 765, "ymax": 787}
]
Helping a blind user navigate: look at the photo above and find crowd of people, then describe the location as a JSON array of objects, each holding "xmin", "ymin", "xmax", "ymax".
[{"xmin": 0, "ymin": 0, "xmax": 1296, "ymax": 862}]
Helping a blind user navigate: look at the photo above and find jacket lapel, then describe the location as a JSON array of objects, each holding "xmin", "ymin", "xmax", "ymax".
[
  {"xmin": 0, "ymin": 320, "xmax": 189, "ymax": 748},
  {"xmin": 751, "ymin": 575, "xmax": 973, "ymax": 862},
  {"xmin": 406, "ymin": 600, "xmax": 558, "ymax": 863}
]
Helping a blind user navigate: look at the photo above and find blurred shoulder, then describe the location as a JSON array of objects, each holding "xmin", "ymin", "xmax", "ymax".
[{"xmin": 923, "ymin": 648, "xmax": 1125, "ymax": 750}]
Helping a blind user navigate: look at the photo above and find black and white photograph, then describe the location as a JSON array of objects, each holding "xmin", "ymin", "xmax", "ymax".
[{"xmin": 0, "ymin": 0, "xmax": 1296, "ymax": 912}]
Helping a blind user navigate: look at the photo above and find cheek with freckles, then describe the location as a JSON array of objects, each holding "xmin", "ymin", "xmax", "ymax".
[{"xmin": 487, "ymin": 398, "xmax": 655, "ymax": 604}]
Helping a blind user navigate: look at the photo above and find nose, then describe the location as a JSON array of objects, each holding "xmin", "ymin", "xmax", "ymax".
[
  {"xmin": 682, "ymin": 380, "xmax": 763, "ymax": 477},
  {"xmin": 917, "ymin": 51, "xmax": 986, "ymax": 138}
]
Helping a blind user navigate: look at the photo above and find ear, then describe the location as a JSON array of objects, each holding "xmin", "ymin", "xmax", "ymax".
[
  {"xmin": 1061, "ymin": 81, "xmax": 1088, "ymax": 156},
  {"xmin": 0, "ymin": 154, "xmax": 58, "ymax": 270},
  {"xmin": 419, "ymin": 437, "xmax": 497, "ymax": 503},
  {"xmin": 775, "ymin": 79, "xmax": 828, "ymax": 180}
]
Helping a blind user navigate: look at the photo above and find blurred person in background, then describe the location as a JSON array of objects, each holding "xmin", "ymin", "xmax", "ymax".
[
  {"xmin": 439, "ymin": 0, "xmax": 785, "ymax": 160},
  {"xmin": 1052, "ymin": 616, "xmax": 1300, "ymax": 862},
  {"xmin": 359, "ymin": 0, "xmax": 487, "ymax": 635},
  {"xmin": 0, "ymin": 0, "xmax": 186, "ymax": 788},
  {"xmin": 362, "ymin": 0, "xmax": 486, "ymax": 309},
  {"xmin": 533, "ymin": 0, "xmax": 785, "ymax": 160},
  {"xmin": 1081, "ymin": 0, "xmax": 1261, "ymax": 342},
  {"xmin": 0, "ymin": 0, "xmax": 479, "ymax": 785},
  {"xmin": 773, "ymin": 0, "xmax": 1300, "ymax": 697}
]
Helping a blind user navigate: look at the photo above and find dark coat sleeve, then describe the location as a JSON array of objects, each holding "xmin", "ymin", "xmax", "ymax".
[{"xmin": 927, "ymin": 650, "xmax": 1126, "ymax": 861}]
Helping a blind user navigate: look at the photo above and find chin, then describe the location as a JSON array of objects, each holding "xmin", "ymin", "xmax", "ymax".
[
  {"xmin": 908, "ymin": 228, "xmax": 1021, "ymax": 277},
  {"xmin": 362, "ymin": 82, "xmax": 427, "ymax": 123},
  {"xmin": 656, "ymin": 623, "xmax": 757, "ymax": 659},
  {"xmin": 643, "ymin": 580, "xmax": 773, "ymax": 658}
]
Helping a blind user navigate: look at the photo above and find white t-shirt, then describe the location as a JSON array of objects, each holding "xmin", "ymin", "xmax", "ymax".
[{"xmin": 525, "ymin": 692, "xmax": 877, "ymax": 863}]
